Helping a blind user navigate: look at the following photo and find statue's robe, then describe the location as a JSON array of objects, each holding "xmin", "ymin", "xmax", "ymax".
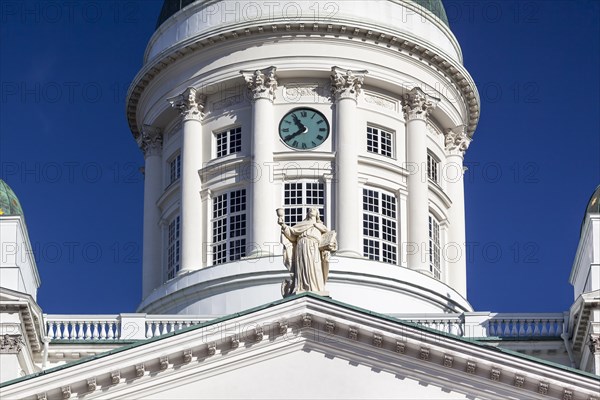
[{"xmin": 281, "ymin": 219, "xmax": 329, "ymax": 293}]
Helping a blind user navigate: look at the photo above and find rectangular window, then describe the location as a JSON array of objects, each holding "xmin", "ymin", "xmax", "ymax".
[
  {"xmin": 212, "ymin": 189, "xmax": 247, "ymax": 265},
  {"xmin": 283, "ymin": 182, "xmax": 325, "ymax": 226},
  {"xmin": 167, "ymin": 215, "xmax": 180, "ymax": 280},
  {"xmin": 429, "ymin": 215, "xmax": 441, "ymax": 280},
  {"xmin": 362, "ymin": 189, "xmax": 397, "ymax": 264},
  {"xmin": 169, "ymin": 154, "xmax": 181, "ymax": 185},
  {"xmin": 216, "ymin": 127, "xmax": 242, "ymax": 158},
  {"xmin": 427, "ymin": 153, "xmax": 439, "ymax": 184},
  {"xmin": 367, "ymin": 126, "xmax": 394, "ymax": 158}
]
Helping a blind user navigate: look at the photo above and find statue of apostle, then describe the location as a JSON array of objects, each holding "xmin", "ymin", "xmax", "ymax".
[{"xmin": 277, "ymin": 207, "xmax": 337, "ymax": 296}]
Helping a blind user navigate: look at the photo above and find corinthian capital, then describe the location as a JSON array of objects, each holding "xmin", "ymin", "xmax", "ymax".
[
  {"xmin": 445, "ymin": 125, "xmax": 471, "ymax": 156},
  {"xmin": 0, "ymin": 334, "xmax": 23, "ymax": 354},
  {"xmin": 169, "ymin": 87, "xmax": 205, "ymax": 121},
  {"xmin": 330, "ymin": 66, "xmax": 368, "ymax": 101},
  {"xmin": 137, "ymin": 125, "xmax": 163, "ymax": 157},
  {"xmin": 401, "ymin": 87, "xmax": 438, "ymax": 121},
  {"xmin": 241, "ymin": 66, "xmax": 278, "ymax": 101}
]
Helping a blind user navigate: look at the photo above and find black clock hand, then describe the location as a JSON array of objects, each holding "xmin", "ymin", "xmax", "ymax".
[
  {"xmin": 284, "ymin": 127, "xmax": 308, "ymax": 142},
  {"xmin": 291, "ymin": 114, "xmax": 306, "ymax": 130}
]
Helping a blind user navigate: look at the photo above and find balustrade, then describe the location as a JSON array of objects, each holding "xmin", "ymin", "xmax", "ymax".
[
  {"xmin": 44, "ymin": 312, "xmax": 567, "ymax": 342},
  {"xmin": 45, "ymin": 315, "xmax": 211, "ymax": 341},
  {"xmin": 486, "ymin": 314, "xmax": 565, "ymax": 338}
]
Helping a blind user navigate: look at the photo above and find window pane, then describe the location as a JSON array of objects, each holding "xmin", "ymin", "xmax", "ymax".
[
  {"xmin": 363, "ymin": 189, "xmax": 397, "ymax": 265},
  {"xmin": 216, "ymin": 127, "xmax": 242, "ymax": 158},
  {"xmin": 212, "ymin": 189, "xmax": 247, "ymax": 265},
  {"xmin": 283, "ymin": 182, "xmax": 325, "ymax": 225},
  {"xmin": 366, "ymin": 126, "xmax": 394, "ymax": 158}
]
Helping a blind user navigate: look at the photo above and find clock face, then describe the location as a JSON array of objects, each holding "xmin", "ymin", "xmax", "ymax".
[{"xmin": 279, "ymin": 108, "xmax": 330, "ymax": 150}]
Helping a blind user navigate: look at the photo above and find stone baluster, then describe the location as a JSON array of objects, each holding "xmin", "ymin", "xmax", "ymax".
[
  {"xmin": 84, "ymin": 322, "xmax": 91, "ymax": 340},
  {"xmin": 92, "ymin": 322, "xmax": 99, "ymax": 339},
  {"xmin": 47, "ymin": 322, "xmax": 55, "ymax": 340},
  {"xmin": 107, "ymin": 322, "xmax": 114, "ymax": 339},
  {"xmin": 77, "ymin": 322, "xmax": 84, "ymax": 340}
]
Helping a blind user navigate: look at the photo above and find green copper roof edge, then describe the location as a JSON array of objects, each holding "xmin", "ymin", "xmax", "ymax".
[
  {"xmin": 2, "ymin": 292, "xmax": 598, "ymax": 388},
  {"xmin": 0, "ymin": 293, "xmax": 312, "ymax": 388}
]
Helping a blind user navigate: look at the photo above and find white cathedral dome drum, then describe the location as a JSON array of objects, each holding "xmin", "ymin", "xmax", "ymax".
[{"xmin": 127, "ymin": 0, "xmax": 480, "ymax": 315}]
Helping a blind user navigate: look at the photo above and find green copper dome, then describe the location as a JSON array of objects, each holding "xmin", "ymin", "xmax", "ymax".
[
  {"xmin": 0, "ymin": 179, "xmax": 24, "ymax": 217},
  {"xmin": 156, "ymin": 0, "xmax": 449, "ymax": 30},
  {"xmin": 585, "ymin": 185, "xmax": 600, "ymax": 216}
]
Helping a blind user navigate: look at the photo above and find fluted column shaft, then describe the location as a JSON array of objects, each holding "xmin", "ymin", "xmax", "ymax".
[
  {"xmin": 138, "ymin": 127, "xmax": 163, "ymax": 298},
  {"xmin": 331, "ymin": 67, "xmax": 367, "ymax": 257},
  {"xmin": 445, "ymin": 126, "xmax": 470, "ymax": 296},
  {"xmin": 170, "ymin": 87, "xmax": 205, "ymax": 274},
  {"xmin": 402, "ymin": 88, "xmax": 437, "ymax": 274},
  {"xmin": 242, "ymin": 67, "xmax": 278, "ymax": 257}
]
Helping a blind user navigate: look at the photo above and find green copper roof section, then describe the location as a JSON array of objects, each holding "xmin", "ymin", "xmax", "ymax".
[
  {"xmin": 412, "ymin": 0, "xmax": 449, "ymax": 26},
  {"xmin": 0, "ymin": 179, "xmax": 24, "ymax": 217},
  {"xmin": 585, "ymin": 185, "xmax": 600, "ymax": 216},
  {"xmin": 156, "ymin": 0, "xmax": 449, "ymax": 30}
]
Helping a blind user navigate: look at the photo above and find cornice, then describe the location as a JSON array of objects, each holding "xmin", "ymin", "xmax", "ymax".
[
  {"xmin": 127, "ymin": 22, "xmax": 479, "ymax": 140},
  {"xmin": 3, "ymin": 296, "xmax": 597, "ymax": 399},
  {"xmin": 0, "ymin": 288, "xmax": 44, "ymax": 353},
  {"xmin": 145, "ymin": 0, "xmax": 464, "ymax": 65},
  {"xmin": 428, "ymin": 180, "xmax": 452, "ymax": 209}
]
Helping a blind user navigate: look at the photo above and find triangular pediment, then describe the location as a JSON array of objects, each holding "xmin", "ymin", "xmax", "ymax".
[{"xmin": 1, "ymin": 294, "xmax": 597, "ymax": 399}]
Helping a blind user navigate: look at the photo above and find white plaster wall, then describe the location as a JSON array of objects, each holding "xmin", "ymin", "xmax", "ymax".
[
  {"xmin": 570, "ymin": 216, "xmax": 600, "ymax": 298},
  {"xmin": 138, "ymin": 256, "xmax": 471, "ymax": 315},
  {"xmin": 0, "ymin": 217, "xmax": 40, "ymax": 300},
  {"xmin": 146, "ymin": 0, "xmax": 462, "ymax": 63}
]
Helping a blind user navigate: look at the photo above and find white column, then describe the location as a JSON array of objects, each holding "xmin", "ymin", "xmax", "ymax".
[
  {"xmin": 402, "ymin": 87, "xmax": 437, "ymax": 274},
  {"xmin": 169, "ymin": 87, "xmax": 205, "ymax": 274},
  {"xmin": 331, "ymin": 66, "xmax": 368, "ymax": 257},
  {"xmin": 241, "ymin": 67, "xmax": 278, "ymax": 257},
  {"xmin": 444, "ymin": 125, "xmax": 471, "ymax": 297},
  {"xmin": 137, "ymin": 126, "xmax": 163, "ymax": 298}
]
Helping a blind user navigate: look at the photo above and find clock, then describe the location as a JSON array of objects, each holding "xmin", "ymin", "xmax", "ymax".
[{"xmin": 279, "ymin": 108, "xmax": 330, "ymax": 150}]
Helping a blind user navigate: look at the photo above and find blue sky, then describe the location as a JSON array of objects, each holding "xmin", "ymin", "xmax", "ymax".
[{"xmin": 1, "ymin": 1, "xmax": 598, "ymax": 314}]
